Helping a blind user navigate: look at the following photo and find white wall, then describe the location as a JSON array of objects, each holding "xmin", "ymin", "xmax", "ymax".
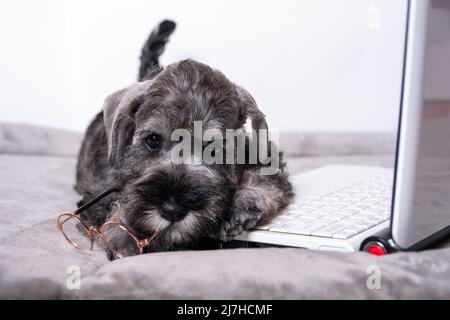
[{"xmin": 0, "ymin": 0, "xmax": 409, "ymax": 132}]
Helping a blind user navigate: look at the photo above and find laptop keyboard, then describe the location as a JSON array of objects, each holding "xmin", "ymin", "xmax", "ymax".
[{"xmin": 254, "ymin": 170, "xmax": 393, "ymax": 239}]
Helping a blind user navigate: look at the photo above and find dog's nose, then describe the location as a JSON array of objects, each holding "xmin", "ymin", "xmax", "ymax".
[{"xmin": 160, "ymin": 196, "xmax": 188, "ymax": 222}]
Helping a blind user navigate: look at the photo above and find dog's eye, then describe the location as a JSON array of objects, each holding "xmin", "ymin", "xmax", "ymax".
[{"xmin": 144, "ymin": 133, "xmax": 162, "ymax": 150}]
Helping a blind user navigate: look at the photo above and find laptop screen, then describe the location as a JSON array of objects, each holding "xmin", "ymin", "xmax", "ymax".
[{"xmin": 392, "ymin": 0, "xmax": 450, "ymax": 249}]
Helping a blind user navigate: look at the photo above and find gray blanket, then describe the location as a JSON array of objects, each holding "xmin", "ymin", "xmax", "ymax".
[{"xmin": 1, "ymin": 123, "xmax": 449, "ymax": 299}]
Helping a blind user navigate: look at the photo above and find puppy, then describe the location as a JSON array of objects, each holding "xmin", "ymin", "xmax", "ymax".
[{"xmin": 75, "ymin": 20, "xmax": 293, "ymax": 259}]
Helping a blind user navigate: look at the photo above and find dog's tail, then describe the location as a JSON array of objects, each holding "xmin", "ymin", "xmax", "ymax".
[{"xmin": 138, "ymin": 19, "xmax": 176, "ymax": 81}]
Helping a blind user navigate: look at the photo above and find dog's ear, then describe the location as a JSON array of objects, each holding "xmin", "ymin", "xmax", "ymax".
[
  {"xmin": 236, "ymin": 86, "xmax": 268, "ymax": 131},
  {"xmin": 236, "ymin": 86, "xmax": 273, "ymax": 167},
  {"xmin": 102, "ymin": 80, "xmax": 153, "ymax": 168}
]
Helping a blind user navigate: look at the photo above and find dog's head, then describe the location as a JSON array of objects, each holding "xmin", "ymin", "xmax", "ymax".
[{"xmin": 102, "ymin": 59, "xmax": 267, "ymax": 251}]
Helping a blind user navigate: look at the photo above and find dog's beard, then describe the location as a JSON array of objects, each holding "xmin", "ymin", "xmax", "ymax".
[
  {"xmin": 125, "ymin": 204, "xmax": 224, "ymax": 252},
  {"xmin": 142, "ymin": 209, "xmax": 204, "ymax": 244}
]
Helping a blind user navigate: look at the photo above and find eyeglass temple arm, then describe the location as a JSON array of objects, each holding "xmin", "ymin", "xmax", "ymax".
[{"xmin": 74, "ymin": 186, "xmax": 122, "ymax": 215}]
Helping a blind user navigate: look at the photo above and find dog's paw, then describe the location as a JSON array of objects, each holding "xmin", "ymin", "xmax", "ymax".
[
  {"xmin": 219, "ymin": 188, "xmax": 270, "ymax": 241},
  {"xmin": 101, "ymin": 221, "xmax": 139, "ymax": 261}
]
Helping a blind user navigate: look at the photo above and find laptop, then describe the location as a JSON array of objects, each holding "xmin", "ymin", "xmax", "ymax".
[{"xmin": 234, "ymin": 0, "xmax": 450, "ymax": 254}]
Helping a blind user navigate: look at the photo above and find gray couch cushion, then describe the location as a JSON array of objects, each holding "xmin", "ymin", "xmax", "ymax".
[{"xmin": 0, "ymin": 122, "xmax": 82, "ymax": 157}]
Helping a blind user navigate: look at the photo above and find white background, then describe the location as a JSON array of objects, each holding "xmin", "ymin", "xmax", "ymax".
[{"xmin": 0, "ymin": 0, "xmax": 410, "ymax": 132}]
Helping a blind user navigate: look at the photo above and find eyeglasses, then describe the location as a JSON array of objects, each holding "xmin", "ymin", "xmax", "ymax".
[{"xmin": 56, "ymin": 187, "xmax": 159, "ymax": 259}]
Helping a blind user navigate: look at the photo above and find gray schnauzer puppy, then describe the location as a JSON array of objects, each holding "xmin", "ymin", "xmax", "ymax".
[{"xmin": 75, "ymin": 20, "xmax": 293, "ymax": 259}]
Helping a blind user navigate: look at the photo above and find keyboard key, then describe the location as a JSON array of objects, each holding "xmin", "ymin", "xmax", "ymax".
[
  {"xmin": 358, "ymin": 220, "xmax": 377, "ymax": 228},
  {"xmin": 308, "ymin": 201, "xmax": 328, "ymax": 208},
  {"xmin": 310, "ymin": 223, "xmax": 350, "ymax": 237},
  {"xmin": 320, "ymin": 196, "xmax": 342, "ymax": 202},
  {"xmin": 328, "ymin": 193, "xmax": 348, "ymax": 198},
  {"xmin": 317, "ymin": 217, "xmax": 340, "ymax": 225},
  {"xmin": 325, "ymin": 212, "xmax": 350, "ymax": 219},
  {"xmin": 287, "ymin": 211, "xmax": 304, "ymax": 218},
  {"xmin": 352, "ymin": 193, "xmax": 369, "ymax": 199},
  {"xmin": 317, "ymin": 206, "xmax": 337, "ymax": 213},
  {"xmin": 365, "ymin": 208, "xmax": 385, "ymax": 213},
  {"xmin": 339, "ymin": 208, "xmax": 360, "ymax": 214},
  {"xmin": 270, "ymin": 222, "xmax": 327, "ymax": 235},
  {"xmin": 360, "ymin": 201, "xmax": 380, "ymax": 207},
  {"xmin": 349, "ymin": 204, "xmax": 370, "ymax": 210},
  {"xmin": 327, "ymin": 202, "xmax": 349, "ymax": 209},
  {"xmin": 357, "ymin": 212, "xmax": 377, "ymax": 218},
  {"xmin": 300, "ymin": 196, "xmax": 321, "ymax": 201},
  {"xmin": 289, "ymin": 212, "xmax": 312, "ymax": 219},
  {"xmin": 332, "ymin": 228, "xmax": 360, "ymax": 239},
  {"xmin": 302, "ymin": 210, "xmax": 325, "ymax": 217},
  {"xmin": 339, "ymin": 218, "xmax": 364, "ymax": 225},
  {"xmin": 362, "ymin": 214, "xmax": 377, "ymax": 221},
  {"xmin": 296, "ymin": 206, "xmax": 316, "ymax": 212},
  {"xmin": 272, "ymin": 216, "xmax": 312, "ymax": 224},
  {"xmin": 340, "ymin": 198, "xmax": 359, "ymax": 205}
]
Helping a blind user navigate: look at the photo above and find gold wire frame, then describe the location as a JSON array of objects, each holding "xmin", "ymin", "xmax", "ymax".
[{"xmin": 56, "ymin": 212, "xmax": 159, "ymax": 258}]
